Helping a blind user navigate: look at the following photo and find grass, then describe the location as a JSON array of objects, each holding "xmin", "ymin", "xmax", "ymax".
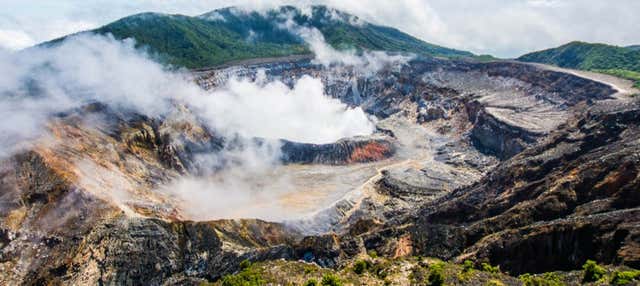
[
  {"xmin": 610, "ymin": 269, "xmax": 640, "ymax": 285},
  {"xmin": 206, "ymin": 257, "xmax": 639, "ymax": 286},
  {"xmin": 519, "ymin": 272, "xmax": 565, "ymax": 286},
  {"xmin": 582, "ymin": 260, "xmax": 606, "ymax": 283},
  {"xmin": 592, "ymin": 68, "xmax": 640, "ymax": 89}
]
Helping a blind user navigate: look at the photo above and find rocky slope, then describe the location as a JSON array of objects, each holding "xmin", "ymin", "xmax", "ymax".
[
  {"xmin": 412, "ymin": 100, "xmax": 640, "ymax": 274},
  {"xmin": 2, "ymin": 52, "xmax": 639, "ymax": 285}
]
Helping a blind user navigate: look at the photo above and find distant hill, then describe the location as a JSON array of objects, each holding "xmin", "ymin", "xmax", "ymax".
[
  {"xmin": 518, "ymin": 41, "xmax": 640, "ymax": 88},
  {"xmin": 44, "ymin": 6, "xmax": 473, "ymax": 69},
  {"xmin": 627, "ymin": 45, "xmax": 640, "ymax": 51}
]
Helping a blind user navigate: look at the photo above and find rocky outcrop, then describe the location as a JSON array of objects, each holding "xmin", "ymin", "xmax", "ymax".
[
  {"xmin": 66, "ymin": 217, "xmax": 297, "ymax": 284},
  {"xmin": 1, "ymin": 54, "xmax": 632, "ymax": 285},
  {"xmin": 466, "ymin": 99, "xmax": 539, "ymax": 159},
  {"xmin": 411, "ymin": 100, "xmax": 640, "ymax": 274},
  {"xmin": 280, "ymin": 135, "xmax": 395, "ymax": 165}
]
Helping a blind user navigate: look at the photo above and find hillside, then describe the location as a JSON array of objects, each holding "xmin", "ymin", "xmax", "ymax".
[
  {"xmin": 518, "ymin": 41, "xmax": 640, "ymax": 87},
  {"xmin": 627, "ymin": 45, "xmax": 640, "ymax": 51},
  {"xmin": 46, "ymin": 6, "xmax": 472, "ymax": 68}
]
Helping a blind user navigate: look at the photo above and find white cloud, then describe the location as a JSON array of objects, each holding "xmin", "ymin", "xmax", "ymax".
[
  {"xmin": 0, "ymin": 33, "xmax": 382, "ymax": 221},
  {"xmin": 191, "ymin": 75, "xmax": 375, "ymax": 144},
  {"xmin": 2, "ymin": 0, "xmax": 639, "ymax": 57},
  {"xmin": 0, "ymin": 29, "xmax": 35, "ymax": 50}
]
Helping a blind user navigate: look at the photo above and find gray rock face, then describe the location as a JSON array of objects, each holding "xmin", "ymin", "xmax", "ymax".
[
  {"xmin": 466, "ymin": 100, "xmax": 538, "ymax": 159},
  {"xmin": 280, "ymin": 135, "xmax": 395, "ymax": 165},
  {"xmin": 411, "ymin": 100, "xmax": 640, "ymax": 274},
  {"xmin": 67, "ymin": 217, "xmax": 298, "ymax": 284},
  {"xmin": 1, "ymin": 55, "xmax": 630, "ymax": 285}
]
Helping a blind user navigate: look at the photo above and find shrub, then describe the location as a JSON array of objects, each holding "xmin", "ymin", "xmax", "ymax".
[
  {"xmin": 220, "ymin": 271, "xmax": 264, "ymax": 286},
  {"xmin": 610, "ymin": 270, "xmax": 640, "ymax": 285},
  {"xmin": 370, "ymin": 260, "xmax": 391, "ymax": 279},
  {"xmin": 409, "ymin": 265, "xmax": 428, "ymax": 283},
  {"xmin": 368, "ymin": 250, "xmax": 378, "ymax": 258},
  {"xmin": 303, "ymin": 264, "xmax": 317, "ymax": 274},
  {"xmin": 457, "ymin": 260, "xmax": 475, "ymax": 282},
  {"xmin": 304, "ymin": 278, "xmax": 319, "ymax": 286},
  {"xmin": 582, "ymin": 260, "xmax": 606, "ymax": 283},
  {"xmin": 238, "ymin": 259, "xmax": 252, "ymax": 270},
  {"xmin": 481, "ymin": 262, "xmax": 500, "ymax": 274},
  {"xmin": 321, "ymin": 273, "xmax": 343, "ymax": 286},
  {"xmin": 485, "ymin": 279, "xmax": 505, "ymax": 286},
  {"xmin": 353, "ymin": 259, "xmax": 370, "ymax": 275},
  {"xmin": 463, "ymin": 260, "xmax": 475, "ymax": 273},
  {"xmin": 428, "ymin": 262, "xmax": 446, "ymax": 286},
  {"xmin": 519, "ymin": 272, "xmax": 564, "ymax": 286}
]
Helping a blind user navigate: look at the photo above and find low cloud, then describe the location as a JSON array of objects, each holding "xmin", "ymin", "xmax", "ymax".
[
  {"xmin": 4, "ymin": 0, "xmax": 638, "ymax": 57},
  {"xmin": 192, "ymin": 75, "xmax": 375, "ymax": 144},
  {"xmin": 279, "ymin": 15, "xmax": 412, "ymax": 75},
  {"xmin": 0, "ymin": 33, "xmax": 382, "ymax": 223}
]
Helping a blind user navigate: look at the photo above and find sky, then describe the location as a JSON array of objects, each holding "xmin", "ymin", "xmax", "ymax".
[{"xmin": 0, "ymin": 0, "xmax": 638, "ymax": 57}]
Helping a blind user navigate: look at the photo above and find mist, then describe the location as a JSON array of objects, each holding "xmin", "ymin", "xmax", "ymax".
[
  {"xmin": 0, "ymin": 34, "xmax": 375, "ymax": 156},
  {"xmin": 0, "ymin": 32, "xmax": 390, "ymax": 222},
  {"xmin": 278, "ymin": 14, "xmax": 413, "ymax": 74},
  {"xmin": 192, "ymin": 75, "xmax": 375, "ymax": 144}
]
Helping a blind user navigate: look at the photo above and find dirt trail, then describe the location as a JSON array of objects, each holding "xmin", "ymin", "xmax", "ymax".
[{"xmin": 525, "ymin": 62, "xmax": 639, "ymax": 100}]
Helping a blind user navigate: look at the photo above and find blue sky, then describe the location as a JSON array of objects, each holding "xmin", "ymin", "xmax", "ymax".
[{"xmin": 1, "ymin": 0, "xmax": 638, "ymax": 57}]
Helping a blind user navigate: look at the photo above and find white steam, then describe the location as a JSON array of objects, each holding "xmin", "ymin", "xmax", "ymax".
[
  {"xmin": 0, "ymin": 35, "xmax": 197, "ymax": 157},
  {"xmin": 192, "ymin": 75, "xmax": 374, "ymax": 144},
  {"xmin": 0, "ymin": 34, "xmax": 375, "ymax": 157},
  {"xmin": 0, "ymin": 32, "xmax": 387, "ymax": 223},
  {"xmin": 278, "ymin": 16, "xmax": 413, "ymax": 75}
]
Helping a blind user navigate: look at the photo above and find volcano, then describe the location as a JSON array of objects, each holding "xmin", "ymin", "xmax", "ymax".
[{"xmin": 1, "ymin": 5, "xmax": 640, "ymax": 286}]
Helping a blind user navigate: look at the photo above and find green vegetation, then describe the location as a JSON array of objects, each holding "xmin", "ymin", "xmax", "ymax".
[
  {"xmin": 485, "ymin": 279, "xmax": 506, "ymax": 286},
  {"xmin": 220, "ymin": 266, "xmax": 264, "ymax": 286},
  {"xmin": 481, "ymin": 262, "xmax": 501, "ymax": 274},
  {"xmin": 582, "ymin": 260, "xmax": 606, "ymax": 283},
  {"xmin": 519, "ymin": 272, "xmax": 565, "ymax": 286},
  {"xmin": 367, "ymin": 250, "xmax": 378, "ymax": 258},
  {"xmin": 463, "ymin": 260, "xmax": 475, "ymax": 273},
  {"xmin": 320, "ymin": 273, "xmax": 343, "ymax": 286},
  {"xmin": 518, "ymin": 41, "xmax": 640, "ymax": 89},
  {"xmin": 518, "ymin": 41, "xmax": 640, "ymax": 73},
  {"xmin": 238, "ymin": 259, "xmax": 252, "ymax": 270},
  {"xmin": 303, "ymin": 278, "xmax": 318, "ymax": 286},
  {"xmin": 91, "ymin": 12, "xmax": 308, "ymax": 69},
  {"xmin": 610, "ymin": 269, "xmax": 640, "ymax": 285},
  {"xmin": 409, "ymin": 264, "xmax": 428, "ymax": 284},
  {"xmin": 457, "ymin": 260, "xmax": 476, "ymax": 281},
  {"xmin": 210, "ymin": 257, "xmax": 639, "ymax": 285},
  {"xmin": 369, "ymin": 260, "xmax": 391, "ymax": 279},
  {"xmin": 427, "ymin": 262, "xmax": 446, "ymax": 286},
  {"xmin": 627, "ymin": 45, "xmax": 640, "ymax": 52},
  {"xmin": 45, "ymin": 6, "xmax": 473, "ymax": 69},
  {"xmin": 593, "ymin": 68, "xmax": 640, "ymax": 88},
  {"xmin": 352, "ymin": 259, "xmax": 370, "ymax": 275}
]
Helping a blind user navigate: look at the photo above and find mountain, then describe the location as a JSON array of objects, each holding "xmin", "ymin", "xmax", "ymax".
[
  {"xmin": 518, "ymin": 41, "xmax": 640, "ymax": 87},
  {"xmin": 627, "ymin": 45, "xmax": 640, "ymax": 51},
  {"xmin": 6, "ymin": 6, "xmax": 640, "ymax": 285},
  {"xmin": 4, "ymin": 46, "xmax": 639, "ymax": 284},
  {"xmin": 47, "ymin": 6, "xmax": 473, "ymax": 68},
  {"xmin": 518, "ymin": 41, "xmax": 640, "ymax": 72}
]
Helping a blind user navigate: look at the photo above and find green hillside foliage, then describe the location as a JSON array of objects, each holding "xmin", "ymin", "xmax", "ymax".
[
  {"xmin": 93, "ymin": 12, "xmax": 308, "ymax": 68},
  {"xmin": 44, "ymin": 6, "xmax": 472, "ymax": 69},
  {"xmin": 518, "ymin": 41, "xmax": 640, "ymax": 88},
  {"xmin": 626, "ymin": 45, "xmax": 640, "ymax": 52},
  {"xmin": 593, "ymin": 69, "xmax": 640, "ymax": 88},
  {"xmin": 518, "ymin": 41, "xmax": 640, "ymax": 72}
]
